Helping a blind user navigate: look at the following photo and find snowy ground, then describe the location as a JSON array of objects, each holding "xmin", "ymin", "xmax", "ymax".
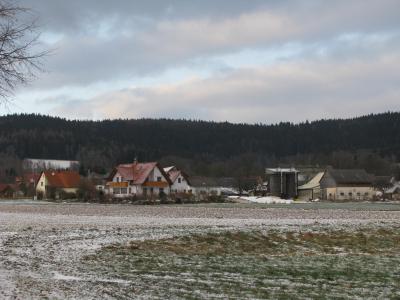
[{"xmin": 0, "ymin": 202, "xmax": 399, "ymax": 299}]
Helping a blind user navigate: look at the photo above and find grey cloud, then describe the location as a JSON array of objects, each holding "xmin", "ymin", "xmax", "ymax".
[
  {"xmin": 22, "ymin": 0, "xmax": 400, "ymax": 90},
  {"xmin": 49, "ymin": 45, "xmax": 400, "ymax": 123}
]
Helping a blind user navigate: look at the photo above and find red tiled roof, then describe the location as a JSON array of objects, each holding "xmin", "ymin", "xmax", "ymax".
[
  {"xmin": 110, "ymin": 162, "xmax": 171, "ymax": 185},
  {"xmin": 168, "ymin": 170, "xmax": 181, "ymax": 183},
  {"xmin": 43, "ymin": 171, "xmax": 81, "ymax": 188},
  {"xmin": 0, "ymin": 183, "xmax": 12, "ymax": 193}
]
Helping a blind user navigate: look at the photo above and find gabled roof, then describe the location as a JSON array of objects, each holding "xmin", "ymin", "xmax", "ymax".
[
  {"xmin": 42, "ymin": 171, "xmax": 81, "ymax": 188},
  {"xmin": 109, "ymin": 162, "xmax": 172, "ymax": 185},
  {"xmin": 328, "ymin": 169, "xmax": 373, "ymax": 185},
  {"xmin": 298, "ymin": 172, "xmax": 324, "ymax": 190},
  {"xmin": 163, "ymin": 166, "xmax": 190, "ymax": 185}
]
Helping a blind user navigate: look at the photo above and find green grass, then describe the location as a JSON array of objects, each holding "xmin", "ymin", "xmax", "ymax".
[{"xmin": 81, "ymin": 227, "xmax": 400, "ymax": 299}]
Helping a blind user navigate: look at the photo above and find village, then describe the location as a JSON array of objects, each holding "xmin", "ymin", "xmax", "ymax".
[{"xmin": 1, "ymin": 158, "xmax": 399, "ymax": 203}]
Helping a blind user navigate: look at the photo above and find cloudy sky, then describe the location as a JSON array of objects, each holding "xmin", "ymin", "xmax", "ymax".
[{"xmin": 7, "ymin": 0, "xmax": 400, "ymax": 123}]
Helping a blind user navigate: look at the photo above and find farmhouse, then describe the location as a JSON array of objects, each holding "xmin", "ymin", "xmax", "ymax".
[
  {"xmin": 163, "ymin": 166, "xmax": 191, "ymax": 193},
  {"xmin": 107, "ymin": 161, "xmax": 171, "ymax": 198},
  {"xmin": 320, "ymin": 168, "xmax": 374, "ymax": 201},
  {"xmin": 36, "ymin": 170, "xmax": 81, "ymax": 198}
]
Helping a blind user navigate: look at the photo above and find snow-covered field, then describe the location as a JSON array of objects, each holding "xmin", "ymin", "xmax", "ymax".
[{"xmin": 0, "ymin": 202, "xmax": 399, "ymax": 299}]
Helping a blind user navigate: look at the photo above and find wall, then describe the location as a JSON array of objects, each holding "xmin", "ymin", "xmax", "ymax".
[{"xmin": 170, "ymin": 174, "xmax": 191, "ymax": 193}]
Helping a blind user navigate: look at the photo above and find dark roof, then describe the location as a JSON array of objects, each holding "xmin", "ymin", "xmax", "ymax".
[
  {"xmin": 190, "ymin": 176, "xmax": 236, "ymax": 188},
  {"xmin": 328, "ymin": 169, "xmax": 373, "ymax": 185}
]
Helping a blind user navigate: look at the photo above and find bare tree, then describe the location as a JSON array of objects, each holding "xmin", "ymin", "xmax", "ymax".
[{"xmin": 0, "ymin": 1, "xmax": 46, "ymax": 101}]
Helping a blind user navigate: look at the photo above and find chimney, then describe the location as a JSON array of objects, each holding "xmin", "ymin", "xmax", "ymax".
[{"xmin": 133, "ymin": 157, "xmax": 138, "ymax": 165}]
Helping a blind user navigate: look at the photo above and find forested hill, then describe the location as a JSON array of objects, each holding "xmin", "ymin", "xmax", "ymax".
[{"xmin": 0, "ymin": 112, "xmax": 399, "ymax": 175}]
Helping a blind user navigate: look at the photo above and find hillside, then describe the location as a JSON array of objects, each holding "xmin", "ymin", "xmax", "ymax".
[{"xmin": 0, "ymin": 112, "xmax": 399, "ymax": 177}]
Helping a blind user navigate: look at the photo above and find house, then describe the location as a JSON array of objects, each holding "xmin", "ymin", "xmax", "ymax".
[
  {"xmin": 15, "ymin": 173, "xmax": 41, "ymax": 196},
  {"xmin": 298, "ymin": 172, "xmax": 325, "ymax": 200},
  {"xmin": 36, "ymin": 170, "xmax": 81, "ymax": 198},
  {"xmin": 320, "ymin": 168, "xmax": 374, "ymax": 201},
  {"xmin": 106, "ymin": 161, "xmax": 171, "ymax": 198},
  {"xmin": 163, "ymin": 166, "xmax": 191, "ymax": 193},
  {"xmin": 266, "ymin": 168, "xmax": 299, "ymax": 199}
]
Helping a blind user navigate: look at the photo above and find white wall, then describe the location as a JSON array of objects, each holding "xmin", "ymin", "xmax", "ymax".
[{"xmin": 170, "ymin": 174, "xmax": 191, "ymax": 193}]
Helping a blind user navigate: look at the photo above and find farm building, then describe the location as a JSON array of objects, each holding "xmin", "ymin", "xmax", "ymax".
[
  {"xmin": 320, "ymin": 168, "xmax": 374, "ymax": 201},
  {"xmin": 298, "ymin": 172, "xmax": 324, "ymax": 200},
  {"xmin": 190, "ymin": 177, "xmax": 238, "ymax": 196},
  {"xmin": 107, "ymin": 161, "xmax": 171, "ymax": 198},
  {"xmin": 266, "ymin": 168, "xmax": 299, "ymax": 199}
]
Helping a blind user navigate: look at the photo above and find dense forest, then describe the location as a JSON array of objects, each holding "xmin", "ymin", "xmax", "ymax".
[{"xmin": 0, "ymin": 112, "xmax": 399, "ymax": 181}]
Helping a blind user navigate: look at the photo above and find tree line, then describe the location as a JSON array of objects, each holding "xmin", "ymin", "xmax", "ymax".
[{"xmin": 0, "ymin": 112, "xmax": 399, "ymax": 182}]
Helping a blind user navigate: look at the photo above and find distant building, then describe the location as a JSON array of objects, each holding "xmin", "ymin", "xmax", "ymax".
[
  {"xmin": 106, "ymin": 161, "xmax": 171, "ymax": 198},
  {"xmin": 0, "ymin": 183, "xmax": 15, "ymax": 198},
  {"xmin": 298, "ymin": 172, "xmax": 325, "ymax": 200},
  {"xmin": 24, "ymin": 158, "xmax": 79, "ymax": 172},
  {"xmin": 266, "ymin": 168, "xmax": 299, "ymax": 199},
  {"xmin": 384, "ymin": 183, "xmax": 400, "ymax": 200},
  {"xmin": 36, "ymin": 170, "xmax": 81, "ymax": 198},
  {"xmin": 190, "ymin": 177, "xmax": 238, "ymax": 196},
  {"xmin": 320, "ymin": 169, "xmax": 374, "ymax": 201},
  {"xmin": 163, "ymin": 166, "xmax": 191, "ymax": 193}
]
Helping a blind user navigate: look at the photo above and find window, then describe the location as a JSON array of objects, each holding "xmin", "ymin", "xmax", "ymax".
[
  {"xmin": 150, "ymin": 187, "xmax": 154, "ymax": 193},
  {"xmin": 128, "ymin": 187, "xmax": 131, "ymax": 194},
  {"xmin": 121, "ymin": 188, "xmax": 127, "ymax": 194},
  {"xmin": 340, "ymin": 192, "xmax": 344, "ymax": 196},
  {"xmin": 157, "ymin": 176, "xmax": 162, "ymax": 182},
  {"xmin": 41, "ymin": 182, "xmax": 43, "ymax": 186},
  {"xmin": 113, "ymin": 188, "xmax": 121, "ymax": 194},
  {"xmin": 357, "ymin": 192, "xmax": 361, "ymax": 196},
  {"xmin": 159, "ymin": 188, "xmax": 164, "ymax": 194},
  {"xmin": 365, "ymin": 192, "xmax": 369, "ymax": 196},
  {"xmin": 178, "ymin": 177, "xmax": 181, "ymax": 183},
  {"xmin": 116, "ymin": 177, "xmax": 120, "ymax": 182},
  {"xmin": 348, "ymin": 192, "xmax": 353, "ymax": 196}
]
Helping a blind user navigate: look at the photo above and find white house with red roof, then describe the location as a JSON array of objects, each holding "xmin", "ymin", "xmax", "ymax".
[
  {"xmin": 107, "ymin": 161, "xmax": 171, "ymax": 197},
  {"xmin": 163, "ymin": 166, "xmax": 191, "ymax": 193},
  {"xmin": 36, "ymin": 170, "xmax": 81, "ymax": 197}
]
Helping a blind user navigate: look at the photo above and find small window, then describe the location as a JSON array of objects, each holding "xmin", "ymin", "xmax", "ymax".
[
  {"xmin": 178, "ymin": 178, "xmax": 181, "ymax": 183},
  {"xmin": 340, "ymin": 192, "xmax": 344, "ymax": 196},
  {"xmin": 157, "ymin": 176, "xmax": 162, "ymax": 182},
  {"xmin": 113, "ymin": 188, "xmax": 120, "ymax": 194},
  {"xmin": 41, "ymin": 182, "xmax": 43, "ymax": 186},
  {"xmin": 116, "ymin": 177, "xmax": 120, "ymax": 182},
  {"xmin": 365, "ymin": 192, "xmax": 369, "ymax": 196},
  {"xmin": 357, "ymin": 192, "xmax": 361, "ymax": 196},
  {"xmin": 121, "ymin": 188, "xmax": 127, "ymax": 194},
  {"xmin": 159, "ymin": 188, "xmax": 164, "ymax": 194},
  {"xmin": 348, "ymin": 192, "xmax": 352, "ymax": 196}
]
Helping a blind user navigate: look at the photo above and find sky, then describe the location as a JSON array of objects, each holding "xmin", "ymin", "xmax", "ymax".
[{"xmin": 5, "ymin": 0, "xmax": 400, "ymax": 123}]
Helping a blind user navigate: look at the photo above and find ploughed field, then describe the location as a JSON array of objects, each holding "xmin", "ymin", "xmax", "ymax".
[{"xmin": 0, "ymin": 202, "xmax": 399, "ymax": 299}]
